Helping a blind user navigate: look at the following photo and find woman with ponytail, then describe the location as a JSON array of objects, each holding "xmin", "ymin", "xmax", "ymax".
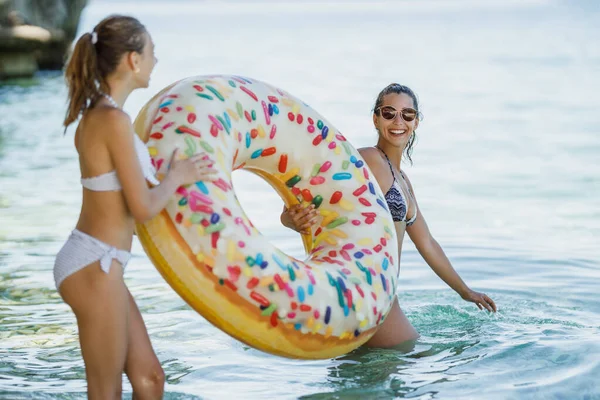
[{"xmin": 55, "ymin": 15, "xmax": 216, "ymax": 398}]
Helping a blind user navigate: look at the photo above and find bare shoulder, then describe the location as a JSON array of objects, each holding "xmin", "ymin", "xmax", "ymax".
[
  {"xmin": 76, "ymin": 107, "xmax": 130, "ymax": 148},
  {"xmin": 358, "ymin": 146, "xmax": 386, "ymax": 172},
  {"xmin": 86, "ymin": 110, "xmax": 134, "ymax": 157},
  {"xmin": 358, "ymin": 146, "xmax": 379, "ymax": 159},
  {"xmin": 358, "ymin": 146, "xmax": 384, "ymax": 168},
  {"xmin": 91, "ymin": 107, "xmax": 131, "ymax": 134}
]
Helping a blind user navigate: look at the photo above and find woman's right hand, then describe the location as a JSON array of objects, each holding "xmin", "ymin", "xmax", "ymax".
[
  {"xmin": 281, "ymin": 204, "xmax": 319, "ymax": 235},
  {"xmin": 169, "ymin": 149, "xmax": 218, "ymax": 185}
]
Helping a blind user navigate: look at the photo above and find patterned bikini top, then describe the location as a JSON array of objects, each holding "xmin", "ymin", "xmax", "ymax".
[{"xmin": 377, "ymin": 146, "xmax": 417, "ymax": 226}]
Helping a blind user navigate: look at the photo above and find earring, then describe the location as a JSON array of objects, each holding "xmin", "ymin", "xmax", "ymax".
[{"xmin": 134, "ymin": 68, "xmax": 140, "ymax": 73}]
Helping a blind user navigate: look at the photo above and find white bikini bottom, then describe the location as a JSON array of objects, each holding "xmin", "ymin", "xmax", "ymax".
[{"xmin": 53, "ymin": 229, "xmax": 131, "ymax": 290}]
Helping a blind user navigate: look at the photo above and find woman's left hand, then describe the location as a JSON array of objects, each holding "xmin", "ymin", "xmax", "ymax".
[{"xmin": 461, "ymin": 289, "xmax": 497, "ymax": 312}]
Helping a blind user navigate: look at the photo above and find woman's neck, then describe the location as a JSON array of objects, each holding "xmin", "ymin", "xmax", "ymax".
[
  {"xmin": 376, "ymin": 141, "xmax": 403, "ymax": 171},
  {"xmin": 105, "ymin": 78, "xmax": 133, "ymax": 109}
]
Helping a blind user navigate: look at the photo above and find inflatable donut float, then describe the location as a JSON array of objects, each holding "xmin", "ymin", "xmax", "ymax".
[{"xmin": 133, "ymin": 75, "xmax": 399, "ymax": 359}]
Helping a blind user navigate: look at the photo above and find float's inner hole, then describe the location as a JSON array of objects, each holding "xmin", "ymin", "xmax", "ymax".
[{"xmin": 231, "ymin": 168, "xmax": 309, "ymax": 259}]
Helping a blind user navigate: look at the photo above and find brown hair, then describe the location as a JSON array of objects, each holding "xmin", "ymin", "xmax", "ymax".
[
  {"xmin": 373, "ymin": 83, "xmax": 422, "ymax": 165},
  {"xmin": 63, "ymin": 15, "xmax": 147, "ymax": 129}
]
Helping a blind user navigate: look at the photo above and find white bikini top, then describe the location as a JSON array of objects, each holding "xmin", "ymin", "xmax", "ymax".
[{"xmin": 81, "ymin": 134, "xmax": 159, "ymax": 191}]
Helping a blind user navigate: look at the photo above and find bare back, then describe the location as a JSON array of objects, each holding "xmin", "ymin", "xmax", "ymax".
[{"xmin": 75, "ymin": 106, "xmax": 135, "ymax": 251}]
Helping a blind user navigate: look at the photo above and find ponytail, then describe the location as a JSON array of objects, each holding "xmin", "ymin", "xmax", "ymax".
[{"xmin": 63, "ymin": 32, "xmax": 102, "ymax": 129}]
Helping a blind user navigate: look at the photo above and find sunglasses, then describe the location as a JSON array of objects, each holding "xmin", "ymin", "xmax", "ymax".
[{"xmin": 376, "ymin": 106, "xmax": 420, "ymax": 122}]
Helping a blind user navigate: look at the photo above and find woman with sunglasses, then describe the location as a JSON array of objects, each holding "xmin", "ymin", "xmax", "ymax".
[{"xmin": 281, "ymin": 83, "xmax": 496, "ymax": 348}]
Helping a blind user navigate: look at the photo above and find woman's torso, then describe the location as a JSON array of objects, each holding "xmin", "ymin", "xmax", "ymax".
[
  {"xmin": 74, "ymin": 107, "xmax": 135, "ymax": 251},
  {"xmin": 388, "ymin": 175, "xmax": 416, "ymax": 266},
  {"xmin": 360, "ymin": 147, "xmax": 416, "ymax": 269}
]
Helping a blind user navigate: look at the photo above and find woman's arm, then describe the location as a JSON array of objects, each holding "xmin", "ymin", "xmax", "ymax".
[
  {"xmin": 105, "ymin": 109, "xmax": 217, "ymax": 223},
  {"xmin": 404, "ymin": 173, "xmax": 497, "ymax": 312}
]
